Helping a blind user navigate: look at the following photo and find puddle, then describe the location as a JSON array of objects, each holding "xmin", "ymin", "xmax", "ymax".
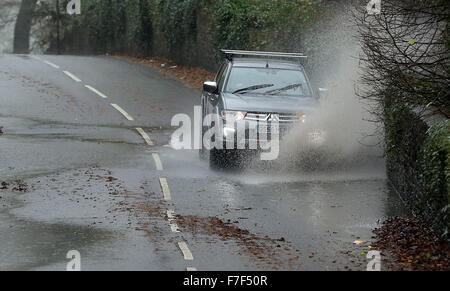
[
  {"xmin": 0, "ymin": 190, "xmax": 114, "ymax": 271},
  {"xmin": 0, "ymin": 166, "xmax": 179, "ymax": 271}
]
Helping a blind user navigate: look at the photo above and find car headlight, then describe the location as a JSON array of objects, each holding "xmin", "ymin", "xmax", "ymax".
[
  {"xmin": 297, "ymin": 112, "xmax": 307, "ymax": 123},
  {"xmin": 221, "ymin": 110, "xmax": 247, "ymax": 121}
]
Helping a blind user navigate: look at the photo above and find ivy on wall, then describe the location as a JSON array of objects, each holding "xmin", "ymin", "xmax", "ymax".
[
  {"xmin": 124, "ymin": 0, "xmax": 153, "ymax": 54},
  {"xmin": 153, "ymin": 0, "xmax": 197, "ymax": 52},
  {"xmin": 420, "ymin": 120, "xmax": 450, "ymax": 237},
  {"xmin": 384, "ymin": 97, "xmax": 450, "ymax": 239},
  {"xmin": 210, "ymin": 0, "xmax": 320, "ymax": 51}
]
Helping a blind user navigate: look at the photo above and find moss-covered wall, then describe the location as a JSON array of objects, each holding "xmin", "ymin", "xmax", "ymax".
[{"xmin": 385, "ymin": 99, "xmax": 449, "ymax": 239}]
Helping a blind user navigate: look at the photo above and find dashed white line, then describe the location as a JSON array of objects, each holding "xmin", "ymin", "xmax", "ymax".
[
  {"xmin": 159, "ymin": 178, "xmax": 172, "ymax": 200},
  {"xmin": 136, "ymin": 127, "xmax": 154, "ymax": 146},
  {"xmin": 63, "ymin": 71, "xmax": 82, "ymax": 82},
  {"xmin": 152, "ymin": 153, "xmax": 163, "ymax": 170},
  {"xmin": 186, "ymin": 267, "xmax": 197, "ymax": 271},
  {"xmin": 167, "ymin": 209, "xmax": 176, "ymax": 220},
  {"xmin": 43, "ymin": 60, "xmax": 60, "ymax": 69},
  {"xmin": 170, "ymin": 224, "xmax": 181, "ymax": 233},
  {"xmin": 166, "ymin": 210, "xmax": 180, "ymax": 233},
  {"xmin": 177, "ymin": 242, "xmax": 194, "ymax": 261},
  {"xmin": 110, "ymin": 103, "xmax": 134, "ymax": 121},
  {"xmin": 85, "ymin": 85, "xmax": 108, "ymax": 98}
]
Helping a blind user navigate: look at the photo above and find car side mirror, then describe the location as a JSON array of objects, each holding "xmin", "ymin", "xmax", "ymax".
[
  {"xmin": 203, "ymin": 81, "xmax": 218, "ymax": 94},
  {"xmin": 318, "ymin": 88, "xmax": 329, "ymax": 98}
]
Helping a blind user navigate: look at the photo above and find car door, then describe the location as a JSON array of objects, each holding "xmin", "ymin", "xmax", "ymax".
[{"xmin": 203, "ymin": 61, "xmax": 228, "ymax": 118}]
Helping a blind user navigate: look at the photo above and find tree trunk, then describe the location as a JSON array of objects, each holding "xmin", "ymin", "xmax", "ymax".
[{"xmin": 13, "ymin": 0, "xmax": 37, "ymax": 54}]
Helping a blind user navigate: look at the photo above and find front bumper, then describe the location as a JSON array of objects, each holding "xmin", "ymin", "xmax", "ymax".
[{"xmin": 214, "ymin": 119, "xmax": 326, "ymax": 150}]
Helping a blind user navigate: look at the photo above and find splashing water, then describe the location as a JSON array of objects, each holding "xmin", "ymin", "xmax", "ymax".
[{"xmin": 251, "ymin": 5, "xmax": 384, "ymax": 174}]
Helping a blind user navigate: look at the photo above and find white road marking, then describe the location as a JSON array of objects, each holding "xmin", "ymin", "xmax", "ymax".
[
  {"xmin": 170, "ymin": 224, "xmax": 181, "ymax": 233},
  {"xmin": 63, "ymin": 71, "xmax": 82, "ymax": 82},
  {"xmin": 177, "ymin": 242, "xmax": 194, "ymax": 260},
  {"xmin": 110, "ymin": 103, "xmax": 134, "ymax": 121},
  {"xmin": 159, "ymin": 178, "xmax": 171, "ymax": 200},
  {"xmin": 166, "ymin": 210, "xmax": 180, "ymax": 233},
  {"xmin": 43, "ymin": 60, "xmax": 60, "ymax": 69},
  {"xmin": 186, "ymin": 267, "xmax": 197, "ymax": 271},
  {"xmin": 167, "ymin": 209, "xmax": 176, "ymax": 219},
  {"xmin": 152, "ymin": 153, "xmax": 163, "ymax": 170},
  {"xmin": 85, "ymin": 85, "xmax": 108, "ymax": 98},
  {"xmin": 135, "ymin": 128, "xmax": 153, "ymax": 145}
]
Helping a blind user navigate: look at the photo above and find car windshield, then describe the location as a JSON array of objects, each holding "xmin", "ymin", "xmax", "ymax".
[{"xmin": 225, "ymin": 67, "xmax": 311, "ymax": 96}]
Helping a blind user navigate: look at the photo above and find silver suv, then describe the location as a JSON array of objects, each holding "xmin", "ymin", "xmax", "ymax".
[{"xmin": 200, "ymin": 50, "xmax": 322, "ymax": 168}]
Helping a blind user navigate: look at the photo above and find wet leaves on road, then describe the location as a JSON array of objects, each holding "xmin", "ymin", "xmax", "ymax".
[
  {"xmin": 373, "ymin": 217, "xmax": 450, "ymax": 271},
  {"xmin": 175, "ymin": 214, "xmax": 298, "ymax": 269},
  {"xmin": 0, "ymin": 180, "xmax": 28, "ymax": 192}
]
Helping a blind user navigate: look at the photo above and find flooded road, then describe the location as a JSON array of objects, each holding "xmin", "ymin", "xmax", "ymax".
[{"xmin": 0, "ymin": 54, "xmax": 400, "ymax": 270}]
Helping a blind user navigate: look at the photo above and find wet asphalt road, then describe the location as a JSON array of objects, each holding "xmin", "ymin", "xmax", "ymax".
[{"xmin": 0, "ymin": 54, "xmax": 399, "ymax": 271}]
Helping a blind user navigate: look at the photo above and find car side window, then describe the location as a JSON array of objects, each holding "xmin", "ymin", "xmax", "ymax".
[
  {"xmin": 216, "ymin": 62, "xmax": 229, "ymax": 91},
  {"xmin": 215, "ymin": 63, "xmax": 225, "ymax": 82}
]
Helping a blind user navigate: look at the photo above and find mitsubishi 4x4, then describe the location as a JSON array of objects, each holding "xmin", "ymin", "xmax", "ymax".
[{"xmin": 199, "ymin": 50, "xmax": 325, "ymax": 168}]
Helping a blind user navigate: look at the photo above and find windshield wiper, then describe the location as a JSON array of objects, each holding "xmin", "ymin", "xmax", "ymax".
[
  {"xmin": 232, "ymin": 84, "xmax": 274, "ymax": 94},
  {"xmin": 265, "ymin": 83, "xmax": 303, "ymax": 95}
]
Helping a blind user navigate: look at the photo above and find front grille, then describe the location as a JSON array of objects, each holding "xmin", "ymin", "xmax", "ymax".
[{"xmin": 245, "ymin": 112, "xmax": 299, "ymax": 123}]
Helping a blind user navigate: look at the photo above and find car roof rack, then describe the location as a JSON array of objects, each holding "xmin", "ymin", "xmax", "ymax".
[{"xmin": 221, "ymin": 49, "xmax": 307, "ymax": 61}]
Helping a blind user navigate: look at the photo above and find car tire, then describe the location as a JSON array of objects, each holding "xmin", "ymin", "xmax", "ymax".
[
  {"xmin": 210, "ymin": 149, "xmax": 246, "ymax": 169},
  {"xmin": 199, "ymin": 126, "xmax": 208, "ymax": 160},
  {"xmin": 299, "ymin": 150, "xmax": 325, "ymax": 171},
  {"xmin": 209, "ymin": 148, "xmax": 225, "ymax": 169},
  {"xmin": 199, "ymin": 147, "xmax": 207, "ymax": 160}
]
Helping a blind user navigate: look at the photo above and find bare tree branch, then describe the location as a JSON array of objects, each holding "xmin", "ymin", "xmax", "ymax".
[{"xmin": 355, "ymin": 0, "xmax": 450, "ymax": 118}]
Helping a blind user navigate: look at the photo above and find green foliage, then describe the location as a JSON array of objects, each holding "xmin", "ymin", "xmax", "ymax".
[
  {"xmin": 421, "ymin": 121, "xmax": 450, "ymax": 196},
  {"xmin": 210, "ymin": 0, "xmax": 320, "ymax": 51},
  {"xmin": 50, "ymin": 0, "xmax": 322, "ymax": 57},
  {"xmin": 153, "ymin": 0, "xmax": 197, "ymax": 52},
  {"xmin": 125, "ymin": 0, "xmax": 153, "ymax": 54},
  {"xmin": 420, "ymin": 120, "xmax": 450, "ymax": 235},
  {"xmin": 384, "ymin": 97, "xmax": 450, "ymax": 239}
]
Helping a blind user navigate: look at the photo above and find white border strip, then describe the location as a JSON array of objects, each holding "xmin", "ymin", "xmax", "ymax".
[
  {"xmin": 167, "ymin": 209, "xmax": 176, "ymax": 220},
  {"xmin": 136, "ymin": 128, "xmax": 154, "ymax": 146},
  {"xmin": 152, "ymin": 153, "xmax": 163, "ymax": 170},
  {"xmin": 177, "ymin": 242, "xmax": 194, "ymax": 260},
  {"xmin": 63, "ymin": 71, "xmax": 82, "ymax": 82},
  {"xmin": 43, "ymin": 60, "xmax": 60, "ymax": 69},
  {"xmin": 186, "ymin": 267, "xmax": 197, "ymax": 271},
  {"xmin": 170, "ymin": 224, "xmax": 181, "ymax": 233},
  {"xmin": 159, "ymin": 178, "xmax": 171, "ymax": 201},
  {"xmin": 111, "ymin": 103, "xmax": 134, "ymax": 121},
  {"xmin": 166, "ymin": 210, "xmax": 180, "ymax": 233},
  {"xmin": 85, "ymin": 85, "xmax": 108, "ymax": 98}
]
